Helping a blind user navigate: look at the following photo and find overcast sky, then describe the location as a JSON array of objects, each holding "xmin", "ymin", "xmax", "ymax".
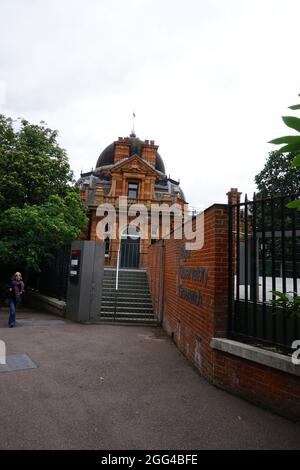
[{"xmin": 0, "ymin": 0, "xmax": 300, "ymax": 209}]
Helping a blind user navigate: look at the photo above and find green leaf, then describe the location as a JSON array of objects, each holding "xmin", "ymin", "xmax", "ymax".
[
  {"xmin": 271, "ymin": 290, "xmax": 289, "ymax": 301},
  {"xmin": 286, "ymin": 199, "xmax": 300, "ymax": 209},
  {"xmin": 288, "ymin": 104, "xmax": 300, "ymax": 110},
  {"xmin": 268, "ymin": 136, "xmax": 300, "ymax": 145},
  {"xmin": 282, "ymin": 116, "xmax": 300, "ymax": 133},
  {"xmin": 277, "ymin": 143, "xmax": 300, "ymax": 154},
  {"xmin": 291, "ymin": 154, "xmax": 300, "ymax": 168}
]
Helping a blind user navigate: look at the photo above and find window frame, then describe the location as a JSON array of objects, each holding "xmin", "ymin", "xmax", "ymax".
[{"xmin": 127, "ymin": 181, "xmax": 139, "ymax": 199}]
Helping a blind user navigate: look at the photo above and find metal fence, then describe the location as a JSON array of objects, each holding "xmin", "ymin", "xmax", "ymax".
[
  {"xmin": 29, "ymin": 244, "xmax": 71, "ymax": 300},
  {"xmin": 228, "ymin": 192, "xmax": 300, "ymax": 352}
]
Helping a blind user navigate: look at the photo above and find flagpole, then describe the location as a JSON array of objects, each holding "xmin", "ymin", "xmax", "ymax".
[{"xmin": 132, "ymin": 111, "xmax": 136, "ymax": 135}]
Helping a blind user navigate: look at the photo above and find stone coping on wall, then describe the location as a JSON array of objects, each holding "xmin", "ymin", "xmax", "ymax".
[
  {"xmin": 27, "ymin": 290, "xmax": 66, "ymax": 317},
  {"xmin": 211, "ymin": 337, "xmax": 300, "ymax": 378}
]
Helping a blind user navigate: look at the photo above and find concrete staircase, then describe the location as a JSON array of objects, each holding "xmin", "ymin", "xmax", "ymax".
[{"xmin": 99, "ymin": 269, "xmax": 158, "ymax": 325}]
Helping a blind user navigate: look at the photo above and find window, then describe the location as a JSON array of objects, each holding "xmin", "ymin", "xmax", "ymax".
[{"xmin": 128, "ymin": 182, "xmax": 139, "ymax": 199}]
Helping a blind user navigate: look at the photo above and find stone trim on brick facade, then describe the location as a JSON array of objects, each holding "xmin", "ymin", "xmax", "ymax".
[{"xmin": 211, "ymin": 337, "xmax": 300, "ymax": 377}]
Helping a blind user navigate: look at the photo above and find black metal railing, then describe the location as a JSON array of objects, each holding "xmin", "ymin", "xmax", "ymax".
[
  {"xmin": 29, "ymin": 244, "xmax": 71, "ymax": 300},
  {"xmin": 228, "ymin": 192, "xmax": 300, "ymax": 352}
]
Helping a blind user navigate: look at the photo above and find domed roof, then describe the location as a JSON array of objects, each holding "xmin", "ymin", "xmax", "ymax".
[{"xmin": 96, "ymin": 134, "xmax": 166, "ymax": 174}]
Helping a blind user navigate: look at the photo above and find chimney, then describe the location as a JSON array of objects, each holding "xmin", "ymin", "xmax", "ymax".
[
  {"xmin": 114, "ymin": 137, "xmax": 130, "ymax": 163},
  {"xmin": 141, "ymin": 139, "xmax": 158, "ymax": 167}
]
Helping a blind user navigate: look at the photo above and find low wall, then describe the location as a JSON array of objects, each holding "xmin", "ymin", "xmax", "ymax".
[
  {"xmin": 148, "ymin": 204, "xmax": 300, "ymax": 421},
  {"xmin": 26, "ymin": 290, "xmax": 66, "ymax": 318}
]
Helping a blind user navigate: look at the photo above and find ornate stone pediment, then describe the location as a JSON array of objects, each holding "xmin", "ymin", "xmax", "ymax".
[
  {"xmin": 126, "ymin": 161, "xmax": 144, "ymax": 173},
  {"xmin": 112, "ymin": 155, "xmax": 159, "ymax": 177}
]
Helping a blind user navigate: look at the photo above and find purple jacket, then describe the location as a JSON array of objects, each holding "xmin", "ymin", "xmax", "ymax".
[{"xmin": 9, "ymin": 280, "xmax": 25, "ymax": 303}]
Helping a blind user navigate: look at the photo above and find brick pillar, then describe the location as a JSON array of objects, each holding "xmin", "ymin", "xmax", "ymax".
[
  {"xmin": 212, "ymin": 206, "xmax": 230, "ymax": 338},
  {"xmin": 226, "ymin": 187, "xmax": 242, "ymax": 240},
  {"xmin": 226, "ymin": 186, "xmax": 241, "ymax": 287},
  {"xmin": 227, "ymin": 187, "xmax": 242, "ymax": 206}
]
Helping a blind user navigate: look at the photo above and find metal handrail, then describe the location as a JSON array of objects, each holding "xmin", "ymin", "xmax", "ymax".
[{"xmin": 115, "ymin": 242, "xmax": 121, "ymax": 291}]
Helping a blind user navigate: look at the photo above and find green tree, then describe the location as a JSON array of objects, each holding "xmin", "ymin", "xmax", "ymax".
[
  {"xmin": 0, "ymin": 114, "xmax": 88, "ymax": 272},
  {"xmin": 0, "ymin": 115, "xmax": 73, "ymax": 210},
  {"xmin": 255, "ymin": 151, "xmax": 300, "ymax": 196},
  {"xmin": 0, "ymin": 194, "xmax": 87, "ymax": 271}
]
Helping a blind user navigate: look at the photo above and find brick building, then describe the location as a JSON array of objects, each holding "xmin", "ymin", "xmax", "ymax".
[{"xmin": 78, "ymin": 132, "xmax": 186, "ymax": 268}]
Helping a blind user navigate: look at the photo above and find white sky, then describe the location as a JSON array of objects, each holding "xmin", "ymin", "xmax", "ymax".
[{"xmin": 0, "ymin": 0, "xmax": 300, "ymax": 209}]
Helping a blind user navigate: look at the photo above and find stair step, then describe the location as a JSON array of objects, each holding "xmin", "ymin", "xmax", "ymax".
[
  {"xmin": 101, "ymin": 298, "xmax": 152, "ymax": 303},
  {"xmin": 100, "ymin": 313, "xmax": 155, "ymax": 319},
  {"xmin": 103, "ymin": 280, "xmax": 148, "ymax": 283},
  {"xmin": 97, "ymin": 319, "xmax": 159, "ymax": 325},
  {"xmin": 100, "ymin": 308, "xmax": 154, "ymax": 314},
  {"xmin": 101, "ymin": 303, "xmax": 153, "ymax": 308},
  {"xmin": 103, "ymin": 279, "xmax": 148, "ymax": 286},
  {"xmin": 103, "ymin": 286, "xmax": 149, "ymax": 291},
  {"xmin": 103, "ymin": 287, "xmax": 150, "ymax": 295},
  {"xmin": 104, "ymin": 273, "xmax": 148, "ymax": 276},
  {"xmin": 103, "ymin": 282, "xmax": 149, "ymax": 290},
  {"xmin": 102, "ymin": 293, "xmax": 151, "ymax": 298},
  {"xmin": 100, "ymin": 269, "xmax": 155, "ymax": 324},
  {"xmin": 104, "ymin": 271, "xmax": 147, "ymax": 275},
  {"xmin": 101, "ymin": 298, "xmax": 151, "ymax": 303},
  {"xmin": 104, "ymin": 274, "xmax": 148, "ymax": 279},
  {"xmin": 101, "ymin": 306, "xmax": 153, "ymax": 311},
  {"xmin": 101, "ymin": 307, "xmax": 153, "ymax": 312},
  {"xmin": 104, "ymin": 269, "xmax": 147, "ymax": 273}
]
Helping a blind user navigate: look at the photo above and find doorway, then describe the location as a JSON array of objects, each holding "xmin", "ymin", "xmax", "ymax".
[{"xmin": 120, "ymin": 226, "xmax": 140, "ymax": 269}]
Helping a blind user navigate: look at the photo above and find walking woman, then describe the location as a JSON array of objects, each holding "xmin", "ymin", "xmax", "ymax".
[{"xmin": 8, "ymin": 272, "xmax": 24, "ymax": 327}]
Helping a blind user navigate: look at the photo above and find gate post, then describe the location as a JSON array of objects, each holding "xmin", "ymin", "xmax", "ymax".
[
  {"xmin": 66, "ymin": 240, "xmax": 104, "ymax": 322},
  {"xmin": 226, "ymin": 188, "xmax": 241, "ymax": 337}
]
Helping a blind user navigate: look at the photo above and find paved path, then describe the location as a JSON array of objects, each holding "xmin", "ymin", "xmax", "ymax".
[{"xmin": 0, "ymin": 309, "xmax": 299, "ymax": 450}]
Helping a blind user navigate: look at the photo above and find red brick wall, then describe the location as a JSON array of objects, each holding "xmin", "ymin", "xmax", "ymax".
[
  {"xmin": 148, "ymin": 204, "xmax": 300, "ymax": 420},
  {"xmin": 148, "ymin": 205, "xmax": 229, "ymax": 380},
  {"xmin": 213, "ymin": 350, "xmax": 300, "ymax": 419}
]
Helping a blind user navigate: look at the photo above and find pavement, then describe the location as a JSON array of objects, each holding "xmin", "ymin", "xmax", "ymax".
[{"xmin": 0, "ymin": 307, "xmax": 299, "ymax": 450}]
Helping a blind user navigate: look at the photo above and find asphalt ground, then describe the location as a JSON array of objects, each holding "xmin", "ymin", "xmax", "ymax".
[{"xmin": 0, "ymin": 308, "xmax": 299, "ymax": 450}]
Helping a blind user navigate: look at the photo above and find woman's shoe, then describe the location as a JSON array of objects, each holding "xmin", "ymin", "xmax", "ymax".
[{"xmin": 9, "ymin": 324, "xmax": 14, "ymax": 328}]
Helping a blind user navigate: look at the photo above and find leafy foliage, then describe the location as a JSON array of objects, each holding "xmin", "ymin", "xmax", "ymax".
[
  {"xmin": 0, "ymin": 115, "xmax": 73, "ymax": 210},
  {"xmin": 269, "ymin": 94, "xmax": 300, "ymax": 209},
  {"xmin": 270, "ymin": 291, "xmax": 300, "ymax": 319},
  {"xmin": 0, "ymin": 193, "xmax": 86, "ymax": 271},
  {"xmin": 255, "ymin": 151, "xmax": 300, "ymax": 196},
  {"xmin": 0, "ymin": 114, "xmax": 88, "ymax": 271}
]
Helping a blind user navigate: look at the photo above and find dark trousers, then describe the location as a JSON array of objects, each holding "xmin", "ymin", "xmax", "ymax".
[{"xmin": 8, "ymin": 299, "xmax": 17, "ymax": 326}]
